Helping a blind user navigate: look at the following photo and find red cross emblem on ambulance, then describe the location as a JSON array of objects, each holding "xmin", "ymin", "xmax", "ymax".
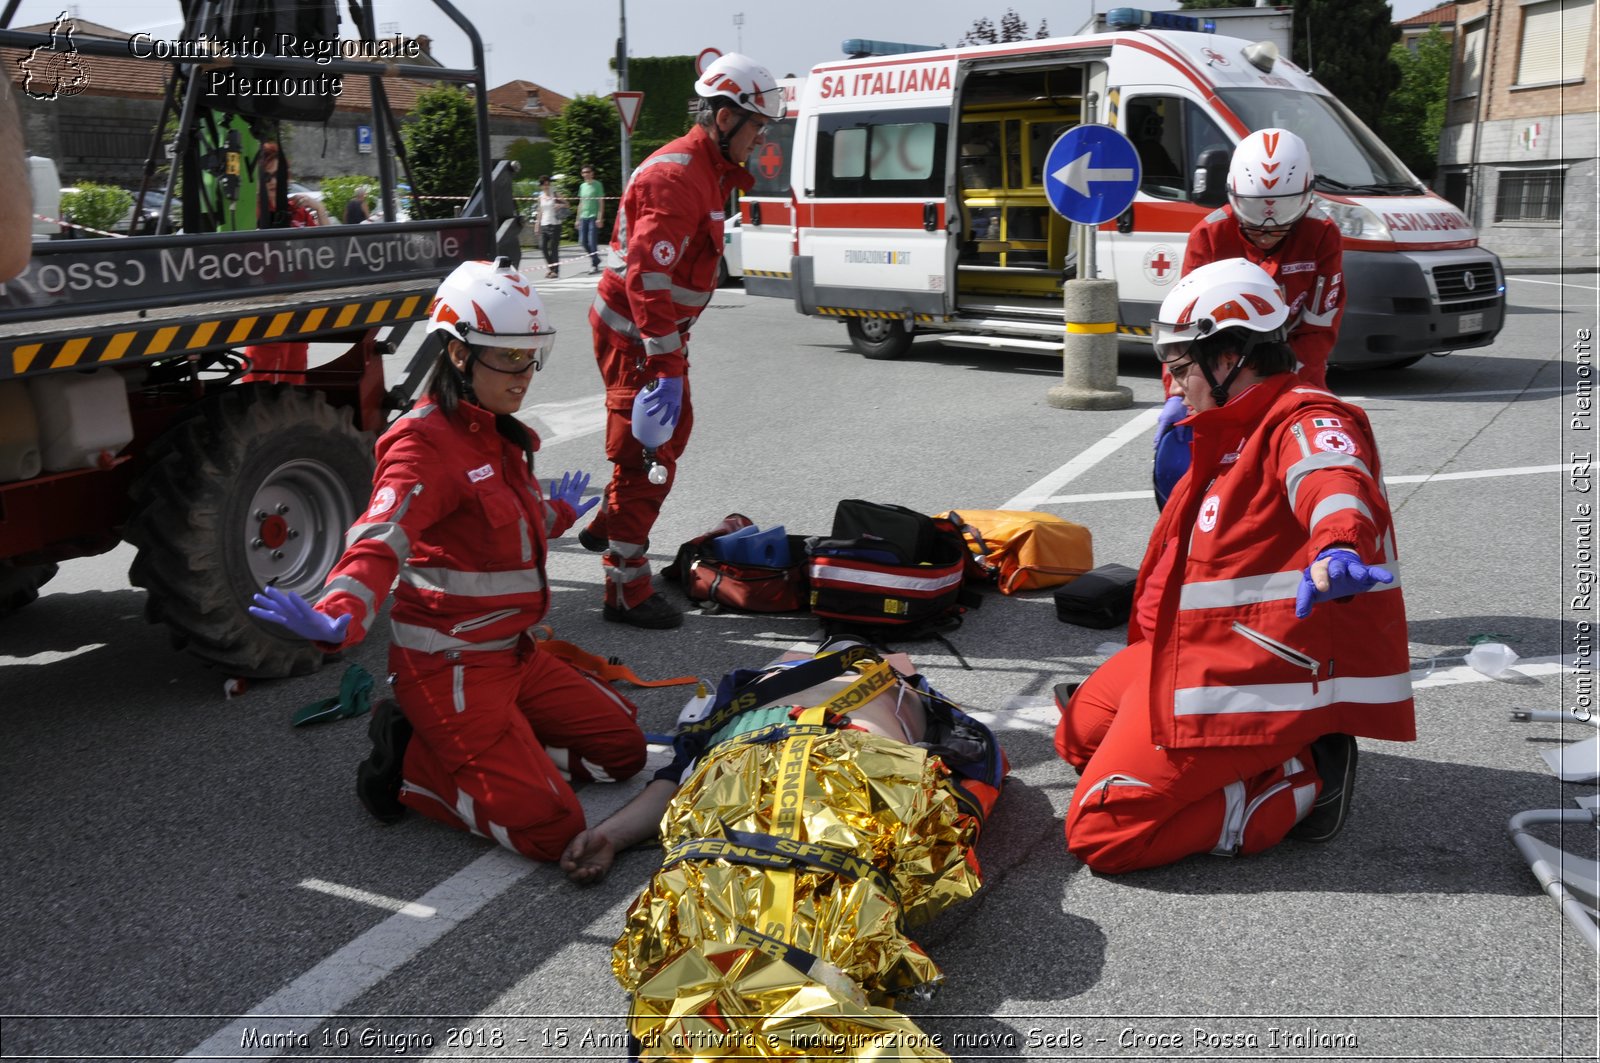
[
  {"xmin": 1143, "ymin": 244, "xmax": 1178, "ymax": 286},
  {"xmin": 757, "ymin": 142, "xmax": 784, "ymax": 179}
]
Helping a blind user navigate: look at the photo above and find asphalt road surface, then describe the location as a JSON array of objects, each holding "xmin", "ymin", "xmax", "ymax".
[{"xmin": 2, "ymin": 267, "xmax": 1596, "ymax": 1062}]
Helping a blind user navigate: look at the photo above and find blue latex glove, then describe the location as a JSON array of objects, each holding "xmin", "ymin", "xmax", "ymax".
[
  {"xmin": 640, "ymin": 374, "xmax": 683, "ymax": 430},
  {"xmin": 1294, "ymin": 547, "xmax": 1394, "ymax": 618},
  {"xmin": 248, "ymin": 585, "xmax": 352, "ymax": 642},
  {"xmin": 549, "ymin": 470, "xmax": 599, "ymax": 519},
  {"xmin": 1153, "ymin": 395, "xmax": 1189, "ymax": 450}
]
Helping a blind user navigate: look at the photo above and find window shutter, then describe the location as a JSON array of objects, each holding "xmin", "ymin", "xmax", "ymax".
[
  {"xmin": 1458, "ymin": 23, "xmax": 1485, "ymax": 95},
  {"xmin": 1517, "ymin": 0, "xmax": 1595, "ymax": 85}
]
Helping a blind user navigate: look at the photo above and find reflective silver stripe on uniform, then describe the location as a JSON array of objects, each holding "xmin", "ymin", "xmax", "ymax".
[
  {"xmin": 488, "ymin": 821, "xmax": 514, "ymax": 851},
  {"xmin": 346, "ymin": 521, "xmax": 410, "ymax": 559},
  {"xmin": 317, "ymin": 575, "xmax": 376, "ymax": 618},
  {"xmin": 1173, "ymin": 671, "xmax": 1414, "ymax": 717},
  {"xmin": 1284, "ymin": 451, "xmax": 1374, "ymax": 510},
  {"xmin": 518, "ymin": 518, "xmax": 532, "ymax": 563},
  {"xmin": 591, "ymin": 293, "xmax": 640, "ymax": 338},
  {"xmin": 641, "ymin": 271, "xmax": 674, "ymax": 290},
  {"xmin": 583, "ymin": 757, "xmax": 617, "ymax": 783},
  {"xmin": 1235, "ymin": 778, "xmax": 1295, "ymax": 851},
  {"xmin": 636, "ymin": 152, "xmax": 691, "ymax": 172},
  {"xmin": 1179, "ymin": 569, "xmax": 1304, "ymax": 610},
  {"xmin": 1308, "ymin": 492, "xmax": 1374, "ymax": 533},
  {"xmin": 391, "ymin": 483, "xmax": 424, "ymax": 523},
  {"xmin": 452, "ymin": 664, "xmax": 466, "ymax": 713},
  {"xmin": 542, "ymin": 500, "xmax": 559, "ymax": 533},
  {"xmin": 673, "ymin": 286, "xmax": 712, "ymax": 307},
  {"xmin": 403, "ymin": 566, "xmax": 546, "ymax": 597},
  {"xmin": 607, "ymin": 562, "xmax": 653, "ymax": 585},
  {"xmin": 1076, "ymin": 772, "xmax": 1152, "ymax": 808},
  {"xmin": 643, "ymin": 332, "xmax": 683, "ymax": 356},
  {"xmin": 1211, "ymin": 779, "xmax": 1247, "ymax": 854},
  {"xmin": 455, "ymin": 790, "xmax": 482, "ymax": 836},
  {"xmin": 398, "ymin": 405, "xmax": 436, "ymax": 422},
  {"xmin": 388, "ymin": 622, "xmax": 521, "ymax": 655},
  {"xmin": 607, "ymin": 539, "xmax": 648, "ymax": 560},
  {"xmin": 605, "ymin": 247, "xmax": 628, "ymax": 273}
]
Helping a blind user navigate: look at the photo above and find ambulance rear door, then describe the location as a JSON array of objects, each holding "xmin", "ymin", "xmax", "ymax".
[
  {"xmin": 740, "ymin": 79, "xmax": 802, "ymax": 301},
  {"xmin": 1105, "ymin": 89, "xmax": 1237, "ymax": 334},
  {"xmin": 793, "ymin": 59, "xmax": 958, "ymax": 324}
]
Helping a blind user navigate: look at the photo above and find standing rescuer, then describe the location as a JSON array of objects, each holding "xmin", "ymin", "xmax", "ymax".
[
  {"xmin": 1054, "ymin": 258, "xmax": 1414, "ymax": 874},
  {"xmin": 248, "ymin": 259, "xmax": 647, "ymax": 862},
  {"xmin": 1154, "ymin": 127, "xmax": 1347, "ymax": 506},
  {"xmin": 581, "ymin": 52, "xmax": 785, "ymax": 630}
]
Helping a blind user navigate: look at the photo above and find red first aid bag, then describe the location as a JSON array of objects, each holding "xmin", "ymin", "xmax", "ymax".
[{"xmin": 664, "ymin": 514, "xmax": 811, "ymax": 613}]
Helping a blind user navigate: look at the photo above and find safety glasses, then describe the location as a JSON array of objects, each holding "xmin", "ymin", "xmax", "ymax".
[{"xmin": 472, "ymin": 336, "xmax": 554, "ymax": 374}]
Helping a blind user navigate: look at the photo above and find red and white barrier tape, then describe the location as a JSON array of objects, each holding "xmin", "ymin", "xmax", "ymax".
[{"xmin": 35, "ymin": 213, "xmax": 127, "ymax": 238}]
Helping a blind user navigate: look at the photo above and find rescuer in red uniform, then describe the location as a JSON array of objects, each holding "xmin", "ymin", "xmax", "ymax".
[
  {"xmin": 1155, "ymin": 127, "xmax": 1347, "ymax": 506},
  {"xmin": 249, "ymin": 258, "xmax": 647, "ymax": 862},
  {"xmin": 1057, "ymin": 258, "xmax": 1414, "ymax": 874},
  {"xmin": 579, "ymin": 52, "xmax": 785, "ymax": 629}
]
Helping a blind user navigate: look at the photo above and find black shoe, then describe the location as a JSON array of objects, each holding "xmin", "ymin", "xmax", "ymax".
[
  {"xmin": 1053, "ymin": 681, "xmax": 1083, "ymax": 711},
  {"xmin": 356, "ymin": 699, "xmax": 412, "ymax": 824},
  {"xmin": 1288, "ymin": 733, "xmax": 1358, "ymax": 843},
  {"xmin": 576, "ymin": 523, "xmax": 608, "ymax": 552},
  {"xmin": 603, "ymin": 593, "xmax": 684, "ymax": 629}
]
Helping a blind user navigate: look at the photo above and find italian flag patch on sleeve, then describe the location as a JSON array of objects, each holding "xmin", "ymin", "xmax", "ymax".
[{"xmin": 1312, "ymin": 417, "xmax": 1342, "ymax": 428}]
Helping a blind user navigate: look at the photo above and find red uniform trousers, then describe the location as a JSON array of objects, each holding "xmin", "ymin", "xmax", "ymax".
[
  {"xmin": 390, "ymin": 638, "xmax": 647, "ymax": 862},
  {"xmin": 1055, "ymin": 641, "xmax": 1322, "ymax": 874},
  {"xmin": 240, "ymin": 342, "xmax": 309, "ymax": 384},
  {"xmin": 587, "ymin": 335, "xmax": 695, "ymax": 609}
]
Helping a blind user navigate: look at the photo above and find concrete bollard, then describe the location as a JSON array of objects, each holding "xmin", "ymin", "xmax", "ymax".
[{"xmin": 1048, "ymin": 278, "xmax": 1133, "ymax": 410}]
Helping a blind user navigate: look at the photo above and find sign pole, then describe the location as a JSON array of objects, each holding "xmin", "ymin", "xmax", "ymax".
[
  {"xmin": 1041, "ymin": 125, "xmax": 1137, "ymax": 411},
  {"xmin": 618, "ymin": 0, "xmax": 631, "ymax": 185}
]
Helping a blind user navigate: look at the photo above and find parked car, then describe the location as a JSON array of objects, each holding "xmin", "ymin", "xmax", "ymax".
[
  {"xmin": 719, "ymin": 215, "xmax": 742, "ymax": 286},
  {"xmin": 121, "ymin": 189, "xmax": 181, "ymax": 234},
  {"xmin": 28, "ymin": 157, "xmax": 61, "ymax": 238}
]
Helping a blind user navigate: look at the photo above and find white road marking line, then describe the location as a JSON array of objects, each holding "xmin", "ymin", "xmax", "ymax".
[
  {"xmin": 514, "ymin": 393, "xmax": 607, "ymax": 448},
  {"xmin": 297, "ymin": 878, "xmax": 437, "ymax": 918},
  {"xmin": 1411, "ymin": 654, "xmax": 1574, "ymax": 688},
  {"xmin": 1508, "ymin": 276, "xmax": 1600, "ymax": 290},
  {"xmin": 1037, "ymin": 464, "xmax": 1565, "ymax": 506},
  {"xmin": 1005, "ymin": 407, "xmax": 1162, "ymax": 510},
  {"xmin": 177, "ymin": 758, "xmax": 669, "ymax": 1062}
]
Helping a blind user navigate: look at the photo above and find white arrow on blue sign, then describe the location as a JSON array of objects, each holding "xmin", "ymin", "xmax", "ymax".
[{"xmin": 1043, "ymin": 124, "xmax": 1142, "ymax": 226}]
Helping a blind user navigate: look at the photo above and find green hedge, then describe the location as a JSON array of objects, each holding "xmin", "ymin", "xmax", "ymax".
[{"xmin": 61, "ymin": 182, "xmax": 133, "ymax": 234}]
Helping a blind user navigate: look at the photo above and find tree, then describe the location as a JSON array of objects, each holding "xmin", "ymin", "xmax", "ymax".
[
  {"xmin": 960, "ymin": 17, "xmax": 998, "ymax": 46},
  {"xmin": 1035, "ymin": 19, "xmax": 1049, "ymax": 39},
  {"xmin": 401, "ymin": 84, "xmax": 477, "ymax": 221},
  {"xmin": 547, "ymin": 94, "xmax": 623, "ymax": 240},
  {"xmin": 960, "ymin": 9, "xmax": 1046, "ymax": 45},
  {"xmin": 505, "ymin": 138, "xmax": 555, "ymax": 182},
  {"xmin": 1380, "ymin": 26, "xmax": 1453, "ymax": 180},
  {"xmin": 1291, "ymin": 0, "xmax": 1400, "ymax": 135}
]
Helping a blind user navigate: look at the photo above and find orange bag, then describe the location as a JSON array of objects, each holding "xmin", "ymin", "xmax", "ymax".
[{"xmin": 941, "ymin": 510, "xmax": 1094, "ymax": 595}]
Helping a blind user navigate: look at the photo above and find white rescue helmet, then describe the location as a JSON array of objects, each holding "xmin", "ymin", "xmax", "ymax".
[
  {"xmin": 1227, "ymin": 127, "xmax": 1315, "ymax": 231},
  {"xmin": 1152, "ymin": 257, "xmax": 1289, "ymax": 362},
  {"xmin": 695, "ymin": 52, "xmax": 787, "ymax": 119},
  {"xmin": 425, "ymin": 257, "xmax": 556, "ymax": 370}
]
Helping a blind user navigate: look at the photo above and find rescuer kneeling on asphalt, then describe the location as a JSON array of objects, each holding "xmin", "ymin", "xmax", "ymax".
[
  {"xmin": 1055, "ymin": 258, "xmax": 1415, "ymax": 874},
  {"xmin": 248, "ymin": 259, "xmax": 647, "ymax": 862},
  {"xmin": 580, "ymin": 53, "xmax": 785, "ymax": 630}
]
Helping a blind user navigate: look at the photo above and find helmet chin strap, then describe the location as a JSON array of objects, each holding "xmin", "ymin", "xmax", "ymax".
[
  {"xmin": 1197, "ymin": 333, "xmax": 1261, "ymax": 406},
  {"xmin": 717, "ymin": 106, "xmax": 752, "ymax": 163}
]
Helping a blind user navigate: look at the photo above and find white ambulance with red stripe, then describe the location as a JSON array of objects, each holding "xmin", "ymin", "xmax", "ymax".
[{"xmin": 740, "ymin": 16, "xmax": 1505, "ymax": 369}]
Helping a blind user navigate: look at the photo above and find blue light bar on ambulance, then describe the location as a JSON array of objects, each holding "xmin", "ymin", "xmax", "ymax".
[
  {"xmin": 1105, "ymin": 8, "xmax": 1202, "ymax": 32},
  {"xmin": 841, "ymin": 38, "xmax": 941, "ymax": 58}
]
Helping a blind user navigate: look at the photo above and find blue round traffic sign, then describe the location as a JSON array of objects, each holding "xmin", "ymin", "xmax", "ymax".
[{"xmin": 1043, "ymin": 124, "xmax": 1142, "ymax": 226}]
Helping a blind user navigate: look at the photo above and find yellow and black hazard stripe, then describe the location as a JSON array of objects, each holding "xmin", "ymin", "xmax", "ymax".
[
  {"xmin": 4, "ymin": 290, "xmax": 433, "ymax": 380},
  {"xmin": 743, "ymin": 268, "xmax": 792, "ymax": 279},
  {"xmin": 814, "ymin": 307, "xmax": 941, "ymax": 324},
  {"xmin": 1120, "ymin": 323, "xmax": 1153, "ymax": 337}
]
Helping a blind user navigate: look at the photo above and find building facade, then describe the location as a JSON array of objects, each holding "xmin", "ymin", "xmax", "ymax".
[{"xmin": 1436, "ymin": 0, "xmax": 1598, "ymax": 260}]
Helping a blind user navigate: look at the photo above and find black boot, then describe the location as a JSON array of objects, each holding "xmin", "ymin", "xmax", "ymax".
[
  {"xmin": 356, "ymin": 699, "xmax": 412, "ymax": 824},
  {"xmin": 1288, "ymin": 733, "xmax": 1358, "ymax": 843},
  {"xmin": 603, "ymin": 592, "xmax": 684, "ymax": 630},
  {"xmin": 577, "ymin": 523, "xmax": 608, "ymax": 552}
]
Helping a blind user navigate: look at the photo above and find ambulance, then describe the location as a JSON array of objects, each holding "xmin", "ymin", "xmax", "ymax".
[{"xmin": 738, "ymin": 12, "xmax": 1505, "ymax": 369}]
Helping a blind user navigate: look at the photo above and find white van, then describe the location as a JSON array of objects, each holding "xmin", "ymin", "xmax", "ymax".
[
  {"xmin": 740, "ymin": 17, "xmax": 1506, "ymax": 369},
  {"xmin": 26, "ymin": 157, "xmax": 61, "ymax": 239}
]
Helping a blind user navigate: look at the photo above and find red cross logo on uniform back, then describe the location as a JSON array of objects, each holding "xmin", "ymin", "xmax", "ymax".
[{"xmin": 757, "ymin": 142, "xmax": 784, "ymax": 179}]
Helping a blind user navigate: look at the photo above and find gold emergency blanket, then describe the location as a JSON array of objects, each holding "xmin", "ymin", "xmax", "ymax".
[{"xmin": 613, "ymin": 724, "xmax": 983, "ymax": 1061}]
